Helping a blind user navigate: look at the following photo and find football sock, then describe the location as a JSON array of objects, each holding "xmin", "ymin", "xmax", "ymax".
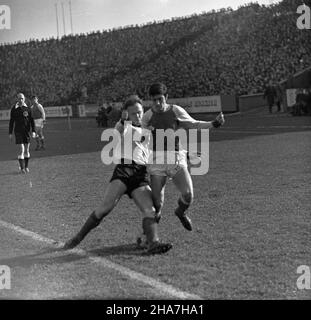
[
  {"xmin": 155, "ymin": 210, "xmax": 162, "ymax": 223},
  {"xmin": 75, "ymin": 211, "xmax": 102, "ymax": 241},
  {"xmin": 154, "ymin": 203, "xmax": 163, "ymax": 223},
  {"xmin": 175, "ymin": 197, "xmax": 193, "ymax": 231},
  {"xmin": 142, "ymin": 217, "xmax": 159, "ymax": 244},
  {"xmin": 175, "ymin": 197, "xmax": 190, "ymax": 215},
  {"xmin": 24, "ymin": 157, "xmax": 29, "ymax": 169},
  {"xmin": 18, "ymin": 158, "xmax": 25, "ymax": 169}
]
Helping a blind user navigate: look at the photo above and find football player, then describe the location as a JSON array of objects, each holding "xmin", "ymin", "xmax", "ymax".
[
  {"xmin": 142, "ymin": 83, "xmax": 225, "ymax": 231},
  {"xmin": 31, "ymin": 96, "xmax": 46, "ymax": 150},
  {"xmin": 9, "ymin": 93, "xmax": 36, "ymax": 173},
  {"xmin": 63, "ymin": 95, "xmax": 172, "ymax": 255}
]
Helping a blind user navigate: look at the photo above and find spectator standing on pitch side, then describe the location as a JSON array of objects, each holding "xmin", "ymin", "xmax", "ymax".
[
  {"xmin": 275, "ymin": 84, "xmax": 283, "ymax": 113},
  {"xmin": 9, "ymin": 93, "xmax": 36, "ymax": 173},
  {"xmin": 100, "ymin": 106, "xmax": 108, "ymax": 127},
  {"xmin": 263, "ymin": 81, "xmax": 277, "ymax": 113},
  {"xmin": 31, "ymin": 96, "xmax": 46, "ymax": 150}
]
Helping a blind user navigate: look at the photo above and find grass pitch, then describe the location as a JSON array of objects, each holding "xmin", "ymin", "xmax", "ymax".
[{"xmin": 0, "ymin": 111, "xmax": 310, "ymax": 299}]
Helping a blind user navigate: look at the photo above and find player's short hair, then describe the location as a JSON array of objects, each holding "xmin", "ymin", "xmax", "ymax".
[
  {"xmin": 31, "ymin": 95, "xmax": 38, "ymax": 100},
  {"xmin": 148, "ymin": 83, "xmax": 168, "ymax": 97},
  {"xmin": 123, "ymin": 95, "xmax": 142, "ymax": 110}
]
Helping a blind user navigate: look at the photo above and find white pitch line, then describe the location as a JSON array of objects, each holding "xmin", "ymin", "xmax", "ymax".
[
  {"xmin": 256, "ymin": 125, "xmax": 311, "ymax": 129},
  {"xmin": 216, "ymin": 130, "xmax": 274, "ymax": 134},
  {"xmin": 0, "ymin": 219, "xmax": 202, "ymax": 300}
]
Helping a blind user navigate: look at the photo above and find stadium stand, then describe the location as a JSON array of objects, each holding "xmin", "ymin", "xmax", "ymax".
[{"xmin": 0, "ymin": 0, "xmax": 310, "ymax": 109}]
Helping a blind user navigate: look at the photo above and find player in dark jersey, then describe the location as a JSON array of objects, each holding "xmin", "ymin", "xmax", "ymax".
[
  {"xmin": 9, "ymin": 93, "xmax": 36, "ymax": 173},
  {"xmin": 63, "ymin": 95, "xmax": 172, "ymax": 255},
  {"xmin": 142, "ymin": 83, "xmax": 225, "ymax": 231}
]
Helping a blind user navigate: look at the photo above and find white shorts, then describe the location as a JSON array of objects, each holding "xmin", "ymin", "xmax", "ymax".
[
  {"xmin": 147, "ymin": 151, "xmax": 188, "ymax": 178},
  {"xmin": 34, "ymin": 119, "xmax": 44, "ymax": 128}
]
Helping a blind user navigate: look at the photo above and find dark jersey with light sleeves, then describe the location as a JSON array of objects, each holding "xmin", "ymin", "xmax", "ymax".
[
  {"xmin": 9, "ymin": 105, "xmax": 35, "ymax": 135},
  {"xmin": 142, "ymin": 104, "xmax": 213, "ymax": 152}
]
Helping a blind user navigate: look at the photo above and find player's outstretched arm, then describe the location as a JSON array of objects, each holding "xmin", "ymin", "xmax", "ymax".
[{"xmin": 173, "ymin": 105, "xmax": 225, "ymax": 129}]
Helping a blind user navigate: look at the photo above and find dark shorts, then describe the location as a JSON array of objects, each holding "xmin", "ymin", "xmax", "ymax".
[
  {"xmin": 110, "ymin": 162, "xmax": 149, "ymax": 198},
  {"xmin": 15, "ymin": 132, "xmax": 30, "ymax": 144}
]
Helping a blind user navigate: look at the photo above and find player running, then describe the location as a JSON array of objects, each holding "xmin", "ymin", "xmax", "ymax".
[
  {"xmin": 63, "ymin": 95, "xmax": 172, "ymax": 255},
  {"xmin": 31, "ymin": 96, "xmax": 46, "ymax": 150},
  {"xmin": 9, "ymin": 93, "xmax": 36, "ymax": 173},
  {"xmin": 142, "ymin": 83, "xmax": 225, "ymax": 231}
]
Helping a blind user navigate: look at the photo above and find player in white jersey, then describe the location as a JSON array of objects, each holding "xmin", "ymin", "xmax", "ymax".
[
  {"xmin": 63, "ymin": 95, "xmax": 172, "ymax": 255},
  {"xmin": 31, "ymin": 96, "xmax": 46, "ymax": 150},
  {"xmin": 142, "ymin": 83, "xmax": 225, "ymax": 231}
]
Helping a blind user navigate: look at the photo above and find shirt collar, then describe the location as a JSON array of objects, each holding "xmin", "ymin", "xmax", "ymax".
[{"xmin": 15, "ymin": 102, "xmax": 27, "ymax": 109}]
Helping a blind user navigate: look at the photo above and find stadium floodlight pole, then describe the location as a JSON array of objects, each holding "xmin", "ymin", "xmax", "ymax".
[
  {"xmin": 61, "ymin": 2, "xmax": 66, "ymax": 36},
  {"xmin": 69, "ymin": 0, "xmax": 73, "ymax": 34},
  {"xmin": 55, "ymin": 3, "xmax": 59, "ymax": 38}
]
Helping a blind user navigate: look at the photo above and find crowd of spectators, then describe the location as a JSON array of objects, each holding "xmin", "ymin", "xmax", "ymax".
[{"xmin": 0, "ymin": 0, "xmax": 310, "ymax": 109}]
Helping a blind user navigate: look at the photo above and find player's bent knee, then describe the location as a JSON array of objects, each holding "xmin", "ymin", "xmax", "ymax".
[
  {"xmin": 153, "ymin": 199, "xmax": 164, "ymax": 212},
  {"xmin": 96, "ymin": 203, "xmax": 115, "ymax": 218},
  {"xmin": 182, "ymin": 191, "xmax": 194, "ymax": 204},
  {"xmin": 142, "ymin": 208, "xmax": 156, "ymax": 219}
]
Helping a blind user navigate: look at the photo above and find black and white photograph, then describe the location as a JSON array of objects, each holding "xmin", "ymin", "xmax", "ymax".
[{"xmin": 0, "ymin": 0, "xmax": 310, "ymax": 307}]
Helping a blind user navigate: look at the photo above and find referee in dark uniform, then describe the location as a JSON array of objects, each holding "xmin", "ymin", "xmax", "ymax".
[{"xmin": 9, "ymin": 93, "xmax": 36, "ymax": 173}]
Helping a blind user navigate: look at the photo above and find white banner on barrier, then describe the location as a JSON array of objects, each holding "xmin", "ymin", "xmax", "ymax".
[
  {"xmin": 0, "ymin": 105, "xmax": 72, "ymax": 120},
  {"xmin": 78, "ymin": 105, "xmax": 86, "ymax": 117},
  {"xmin": 179, "ymin": 96, "xmax": 221, "ymax": 113},
  {"xmin": 144, "ymin": 96, "xmax": 222, "ymax": 113},
  {"xmin": 0, "ymin": 96, "xmax": 221, "ymax": 121},
  {"xmin": 0, "ymin": 110, "xmax": 11, "ymax": 121},
  {"xmin": 45, "ymin": 106, "xmax": 72, "ymax": 117}
]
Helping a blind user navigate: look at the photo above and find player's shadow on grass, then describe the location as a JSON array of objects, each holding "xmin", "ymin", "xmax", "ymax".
[
  {"xmin": 0, "ymin": 244, "xmax": 147, "ymax": 268},
  {"xmin": 89, "ymin": 243, "xmax": 146, "ymax": 257},
  {"xmin": 0, "ymin": 247, "xmax": 86, "ymax": 268},
  {"xmin": 0, "ymin": 171, "xmax": 24, "ymax": 176}
]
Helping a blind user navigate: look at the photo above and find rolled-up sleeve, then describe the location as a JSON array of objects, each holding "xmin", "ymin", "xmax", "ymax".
[{"xmin": 173, "ymin": 105, "xmax": 213, "ymax": 129}]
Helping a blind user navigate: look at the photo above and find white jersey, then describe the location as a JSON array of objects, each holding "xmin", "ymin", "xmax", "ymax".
[{"xmin": 113, "ymin": 121, "xmax": 151, "ymax": 165}]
